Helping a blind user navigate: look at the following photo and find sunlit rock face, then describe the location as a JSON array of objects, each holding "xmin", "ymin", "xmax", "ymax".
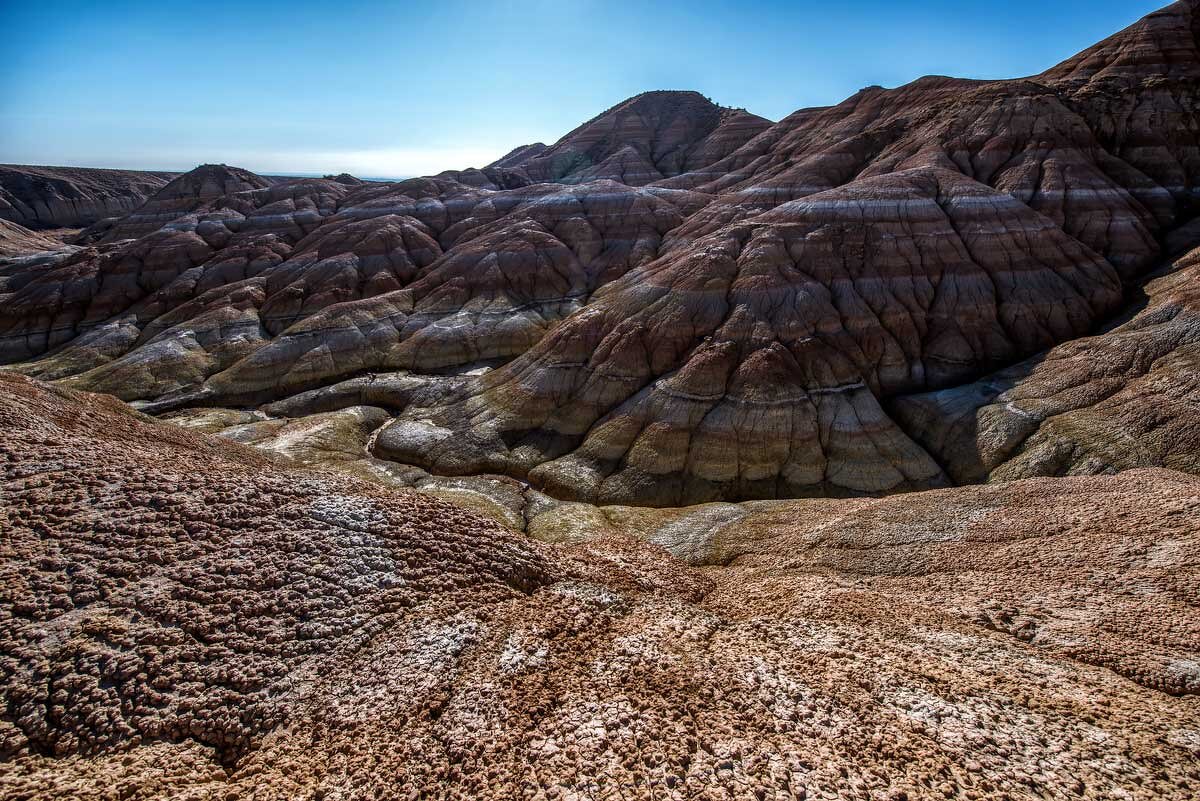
[{"xmin": 3, "ymin": 2, "xmax": 1200, "ymax": 504}]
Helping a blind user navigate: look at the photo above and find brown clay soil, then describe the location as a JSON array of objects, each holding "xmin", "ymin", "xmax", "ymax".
[{"xmin": 1, "ymin": 371, "xmax": 1197, "ymax": 800}]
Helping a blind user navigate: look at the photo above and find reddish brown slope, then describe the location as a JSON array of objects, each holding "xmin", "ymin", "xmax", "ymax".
[
  {"xmin": 894, "ymin": 241, "xmax": 1200, "ymax": 483},
  {"xmin": 490, "ymin": 90, "xmax": 772, "ymax": 186}
]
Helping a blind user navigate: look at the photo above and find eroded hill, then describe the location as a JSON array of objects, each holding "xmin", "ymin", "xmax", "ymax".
[{"xmin": 5, "ymin": 4, "xmax": 1200, "ymax": 507}]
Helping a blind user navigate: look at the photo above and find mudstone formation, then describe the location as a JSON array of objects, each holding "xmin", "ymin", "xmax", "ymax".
[
  {"xmin": 5, "ymin": 4, "xmax": 1200, "ymax": 506},
  {"xmin": 0, "ymin": 165, "xmax": 178, "ymax": 230},
  {"xmin": 2, "ymin": 2, "xmax": 1200, "ymax": 798}
]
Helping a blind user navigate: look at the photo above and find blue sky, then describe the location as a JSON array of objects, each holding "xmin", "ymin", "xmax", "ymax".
[{"xmin": 0, "ymin": 0, "xmax": 1166, "ymax": 177}]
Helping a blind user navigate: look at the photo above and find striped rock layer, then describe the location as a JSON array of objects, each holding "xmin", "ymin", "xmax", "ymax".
[{"xmin": 3, "ymin": 2, "xmax": 1200, "ymax": 504}]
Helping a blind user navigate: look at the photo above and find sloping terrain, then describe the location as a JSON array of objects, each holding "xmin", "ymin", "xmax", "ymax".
[
  {"xmin": 3, "ymin": 6, "xmax": 1200, "ymax": 796},
  {"xmin": 0, "ymin": 165, "xmax": 178, "ymax": 230},
  {"xmin": 0, "ymin": 219, "xmax": 73, "ymax": 258},
  {"xmin": 1, "ymin": 2, "xmax": 1199, "ymax": 509},
  {"xmin": 485, "ymin": 90, "xmax": 773, "ymax": 187},
  {"xmin": 2, "ymin": 372, "xmax": 1198, "ymax": 800},
  {"xmin": 895, "ymin": 242, "xmax": 1200, "ymax": 481}
]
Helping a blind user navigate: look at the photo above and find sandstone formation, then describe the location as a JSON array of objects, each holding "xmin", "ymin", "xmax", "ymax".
[
  {"xmin": 1, "ymin": 2, "xmax": 1199, "ymax": 507},
  {"xmin": 2, "ymin": 372, "xmax": 1198, "ymax": 800},
  {"xmin": 0, "ymin": 165, "xmax": 177, "ymax": 230}
]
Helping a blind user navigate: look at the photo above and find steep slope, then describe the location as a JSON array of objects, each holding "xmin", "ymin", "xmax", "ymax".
[
  {"xmin": 359, "ymin": 1, "xmax": 1200, "ymax": 503},
  {"xmin": 2, "ymin": 372, "xmax": 1198, "ymax": 800},
  {"xmin": 373, "ymin": 168, "xmax": 1125, "ymax": 504},
  {"xmin": 486, "ymin": 141, "xmax": 549, "ymax": 169},
  {"xmin": 0, "ymin": 165, "xmax": 177, "ymax": 229},
  {"xmin": 894, "ymin": 241, "xmax": 1200, "ymax": 482}
]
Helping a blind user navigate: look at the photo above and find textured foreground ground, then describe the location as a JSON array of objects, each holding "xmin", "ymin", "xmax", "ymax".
[{"xmin": 2, "ymin": 372, "xmax": 1198, "ymax": 800}]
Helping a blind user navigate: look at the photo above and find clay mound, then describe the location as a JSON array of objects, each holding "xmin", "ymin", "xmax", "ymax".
[
  {"xmin": 190, "ymin": 180, "xmax": 709, "ymax": 404},
  {"xmin": 894, "ymin": 240, "xmax": 1200, "ymax": 483},
  {"xmin": 0, "ymin": 165, "xmax": 177, "ymax": 230},
  {"xmin": 1040, "ymin": 0, "xmax": 1200, "ymax": 82},
  {"xmin": 373, "ymin": 167, "xmax": 1125, "ymax": 505},
  {"xmin": 653, "ymin": 1, "xmax": 1200, "ymax": 282},
  {"xmin": 99, "ymin": 164, "xmax": 273, "ymax": 242},
  {"xmin": 495, "ymin": 90, "xmax": 772, "ymax": 186},
  {"xmin": 2, "ymin": 371, "xmax": 1197, "ymax": 799},
  {"xmin": 2, "ymin": 1, "xmax": 1200, "ymax": 507},
  {"xmin": 2, "ymin": 179, "xmax": 707, "ymax": 404},
  {"xmin": 0, "ymin": 173, "xmax": 365, "ymax": 371},
  {"xmin": 661, "ymin": 72, "xmax": 1174, "ymax": 281}
]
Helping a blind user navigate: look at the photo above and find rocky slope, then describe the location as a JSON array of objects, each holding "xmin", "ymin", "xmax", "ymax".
[
  {"xmin": 895, "ymin": 241, "xmax": 1200, "ymax": 482},
  {"xmin": 2, "ymin": 2, "xmax": 1200, "ymax": 506},
  {"xmin": 0, "ymin": 219, "xmax": 73, "ymax": 258},
  {"xmin": 2, "ymin": 371, "xmax": 1198, "ymax": 800},
  {"xmin": 0, "ymin": 165, "xmax": 178, "ymax": 230}
]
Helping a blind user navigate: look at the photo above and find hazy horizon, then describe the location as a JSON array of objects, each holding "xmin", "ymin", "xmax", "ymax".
[{"xmin": 1, "ymin": 0, "xmax": 1167, "ymax": 177}]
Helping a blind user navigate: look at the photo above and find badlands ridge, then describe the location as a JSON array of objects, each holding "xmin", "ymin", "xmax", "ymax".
[{"xmin": 2, "ymin": 1, "xmax": 1200, "ymax": 798}]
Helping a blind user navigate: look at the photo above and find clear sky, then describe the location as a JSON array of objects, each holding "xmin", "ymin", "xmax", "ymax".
[{"xmin": 0, "ymin": 0, "xmax": 1167, "ymax": 178}]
